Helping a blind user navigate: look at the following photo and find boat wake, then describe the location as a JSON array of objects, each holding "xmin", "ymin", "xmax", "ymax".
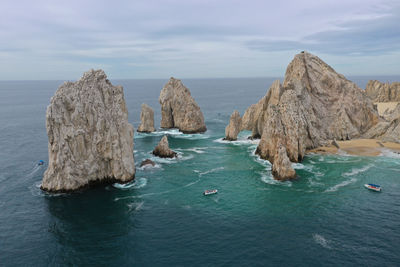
[
  {"xmin": 325, "ymin": 177, "xmax": 357, "ymax": 192},
  {"xmin": 198, "ymin": 167, "xmax": 225, "ymax": 177},
  {"xmin": 175, "ymin": 147, "xmax": 208, "ymax": 154},
  {"xmin": 214, "ymin": 137, "xmax": 260, "ymax": 146},
  {"xmin": 342, "ymin": 164, "xmax": 374, "ymax": 177}
]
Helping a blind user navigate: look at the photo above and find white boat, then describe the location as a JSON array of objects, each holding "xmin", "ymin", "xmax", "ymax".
[
  {"xmin": 364, "ymin": 184, "xmax": 381, "ymax": 192},
  {"xmin": 203, "ymin": 189, "xmax": 218, "ymax": 195}
]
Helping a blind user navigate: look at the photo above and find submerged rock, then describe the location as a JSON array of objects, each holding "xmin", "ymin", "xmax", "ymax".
[
  {"xmin": 224, "ymin": 110, "xmax": 242, "ymax": 141},
  {"xmin": 159, "ymin": 77, "xmax": 206, "ymax": 133},
  {"xmin": 248, "ymin": 51, "xmax": 379, "ymax": 180},
  {"xmin": 365, "ymin": 80, "xmax": 400, "ymax": 102},
  {"xmin": 41, "ymin": 69, "xmax": 135, "ymax": 192},
  {"xmin": 137, "ymin": 103, "xmax": 156, "ymax": 133},
  {"xmin": 140, "ymin": 159, "xmax": 156, "ymax": 167},
  {"xmin": 152, "ymin": 135, "xmax": 177, "ymax": 158}
]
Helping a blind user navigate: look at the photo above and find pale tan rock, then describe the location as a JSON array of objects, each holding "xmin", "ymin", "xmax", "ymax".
[
  {"xmin": 159, "ymin": 78, "xmax": 206, "ymax": 133},
  {"xmin": 271, "ymin": 145, "xmax": 296, "ymax": 180},
  {"xmin": 41, "ymin": 69, "xmax": 135, "ymax": 192},
  {"xmin": 137, "ymin": 103, "xmax": 155, "ymax": 133},
  {"xmin": 224, "ymin": 110, "xmax": 242, "ymax": 141},
  {"xmin": 152, "ymin": 135, "xmax": 177, "ymax": 158},
  {"xmin": 365, "ymin": 80, "xmax": 400, "ymax": 102},
  {"xmin": 248, "ymin": 51, "xmax": 380, "ymax": 180}
]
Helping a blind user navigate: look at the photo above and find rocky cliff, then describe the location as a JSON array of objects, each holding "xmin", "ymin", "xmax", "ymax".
[
  {"xmin": 159, "ymin": 78, "xmax": 206, "ymax": 133},
  {"xmin": 365, "ymin": 80, "xmax": 400, "ymax": 102},
  {"xmin": 137, "ymin": 103, "xmax": 156, "ymax": 133},
  {"xmin": 246, "ymin": 51, "xmax": 379, "ymax": 180},
  {"xmin": 41, "ymin": 69, "xmax": 135, "ymax": 192}
]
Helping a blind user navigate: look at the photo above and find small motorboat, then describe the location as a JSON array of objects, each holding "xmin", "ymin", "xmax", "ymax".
[
  {"xmin": 38, "ymin": 160, "xmax": 44, "ymax": 166},
  {"xmin": 364, "ymin": 183, "xmax": 381, "ymax": 192},
  {"xmin": 203, "ymin": 189, "xmax": 218, "ymax": 196}
]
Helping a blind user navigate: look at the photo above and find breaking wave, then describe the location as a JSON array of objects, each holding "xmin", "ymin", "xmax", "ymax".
[
  {"xmin": 113, "ymin": 177, "xmax": 147, "ymax": 190},
  {"xmin": 313, "ymin": 234, "xmax": 332, "ymax": 249}
]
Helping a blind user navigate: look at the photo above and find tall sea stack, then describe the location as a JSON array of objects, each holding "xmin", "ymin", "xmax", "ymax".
[
  {"xmin": 41, "ymin": 69, "xmax": 135, "ymax": 192},
  {"xmin": 159, "ymin": 77, "xmax": 206, "ymax": 133}
]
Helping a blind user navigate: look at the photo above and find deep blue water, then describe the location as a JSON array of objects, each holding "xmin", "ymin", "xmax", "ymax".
[{"xmin": 1, "ymin": 76, "xmax": 400, "ymax": 266}]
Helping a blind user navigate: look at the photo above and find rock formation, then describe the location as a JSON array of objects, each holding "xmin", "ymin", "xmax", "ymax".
[
  {"xmin": 41, "ymin": 69, "xmax": 135, "ymax": 192},
  {"xmin": 137, "ymin": 103, "xmax": 156, "ymax": 133},
  {"xmin": 246, "ymin": 51, "xmax": 380, "ymax": 180},
  {"xmin": 365, "ymin": 103, "xmax": 400, "ymax": 142},
  {"xmin": 152, "ymin": 135, "xmax": 177, "ymax": 158},
  {"xmin": 140, "ymin": 159, "xmax": 156, "ymax": 167},
  {"xmin": 224, "ymin": 110, "xmax": 242, "ymax": 141},
  {"xmin": 365, "ymin": 80, "xmax": 400, "ymax": 102},
  {"xmin": 159, "ymin": 78, "xmax": 206, "ymax": 133}
]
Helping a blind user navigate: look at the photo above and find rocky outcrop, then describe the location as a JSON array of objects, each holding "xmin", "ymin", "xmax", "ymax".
[
  {"xmin": 247, "ymin": 51, "xmax": 379, "ymax": 180},
  {"xmin": 159, "ymin": 78, "xmax": 206, "ymax": 133},
  {"xmin": 152, "ymin": 135, "xmax": 177, "ymax": 158},
  {"xmin": 137, "ymin": 103, "xmax": 155, "ymax": 133},
  {"xmin": 140, "ymin": 159, "xmax": 156, "ymax": 167},
  {"xmin": 365, "ymin": 80, "xmax": 400, "ymax": 102},
  {"xmin": 365, "ymin": 103, "xmax": 400, "ymax": 142},
  {"xmin": 224, "ymin": 110, "xmax": 242, "ymax": 141},
  {"xmin": 271, "ymin": 145, "xmax": 296, "ymax": 180},
  {"xmin": 41, "ymin": 69, "xmax": 135, "ymax": 192}
]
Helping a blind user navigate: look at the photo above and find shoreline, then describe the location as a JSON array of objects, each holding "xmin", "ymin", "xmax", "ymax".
[{"xmin": 307, "ymin": 139, "xmax": 400, "ymax": 157}]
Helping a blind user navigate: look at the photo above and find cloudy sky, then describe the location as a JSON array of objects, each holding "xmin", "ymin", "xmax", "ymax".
[{"xmin": 1, "ymin": 0, "xmax": 399, "ymax": 80}]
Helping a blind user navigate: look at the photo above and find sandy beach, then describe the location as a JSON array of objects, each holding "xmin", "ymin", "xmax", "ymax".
[{"xmin": 307, "ymin": 138, "xmax": 400, "ymax": 156}]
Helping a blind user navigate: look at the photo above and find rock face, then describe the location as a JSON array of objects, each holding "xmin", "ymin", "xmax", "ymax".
[
  {"xmin": 137, "ymin": 103, "xmax": 156, "ymax": 132},
  {"xmin": 153, "ymin": 135, "xmax": 177, "ymax": 158},
  {"xmin": 159, "ymin": 78, "xmax": 206, "ymax": 133},
  {"xmin": 247, "ymin": 51, "xmax": 379, "ymax": 180},
  {"xmin": 224, "ymin": 110, "xmax": 242, "ymax": 141},
  {"xmin": 365, "ymin": 80, "xmax": 400, "ymax": 102},
  {"xmin": 365, "ymin": 103, "xmax": 400, "ymax": 142},
  {"xmin": 41, "ymin": 69, "xmax": 135, "ymax": 192}
]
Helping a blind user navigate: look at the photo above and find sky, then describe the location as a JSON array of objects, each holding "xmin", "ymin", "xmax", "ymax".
[{"xmin": 0, "ymin": 0, "xmax": 399, "ymax": 80}]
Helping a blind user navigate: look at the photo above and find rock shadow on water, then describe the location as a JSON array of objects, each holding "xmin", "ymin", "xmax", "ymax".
[{"xmin": 44, "ymin": 187, "xmax": 137, "ymax": 265}]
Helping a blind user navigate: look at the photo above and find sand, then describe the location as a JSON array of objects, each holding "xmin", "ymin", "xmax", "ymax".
[
  {"xmin": 375, "ymin": 102, "xmax": 399, "ymax": 116},
  {"xmin": 307, "ymin": 139, "xmax": 400, "ymax": 157}
]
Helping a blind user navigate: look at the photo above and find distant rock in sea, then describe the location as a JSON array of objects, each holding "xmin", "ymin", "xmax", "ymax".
[
  {"xmin": 224, "ymin": 110, "xmax": 242, "ymax": 141},
  {"xmin": 41, "ymin": 69, "xmax": 135, "ymax": 192},
  {"xmin": 153, "ymin": 135, "xmax": 177, "ymax": 158},
  {"xmin": 137, "ymin": 103, "xmax": 156, "ymax": 133},
  {"xmin": 246, "ymin": 51, "xmax": 380, "ymax": 180},
  {"xmin": 140, "ymin": 158, "xmax": 156, "ymax": 167},
  {"xmin": 159, "ymin": 77, "xmax": 206, "ymax": 133},
  {"xmin": 365, "ymin": 80, "xmax": 400, "ymax": 102}
]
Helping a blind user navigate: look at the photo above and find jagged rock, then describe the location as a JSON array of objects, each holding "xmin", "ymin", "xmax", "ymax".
[
  {"xmin": 152, "ymin": 136, "xmax": 177, "ymax": 158},
  {"xmin": 365, "ymin": 80, "xmax": 400, "ymax": 102},
  {"xmin": 365, "ymin": 103, "xmax": 400, "ymax": 142},
  {"xmin": 224, "ymin": 110, "xmax": 242, "ymax": 141},
  {"xmin": 137, "ymin": 103, "xmax": 155, "ymax": 133},
  {"xmin": 271, "ymin": 145, "xmax": 296, "ymax": 180},
  {"xmin": 140, "ymin": 159, "xmax": 156, "ymax": 167},
  {"xmin": 159, "ymin": 78, "xmax": 206, "ymax": 133},
  {"xmin": 41, "ymin": 69, "xmax": 135, "ymax": 192},
  {"xmin": 249, "ymin": 52, "xmax": 379, "ymax": 180}
]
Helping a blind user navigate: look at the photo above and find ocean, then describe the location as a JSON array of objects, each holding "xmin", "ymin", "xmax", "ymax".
[{"xmin": 1, "ymin": 76, "xmax": 400, "ymax": 266}]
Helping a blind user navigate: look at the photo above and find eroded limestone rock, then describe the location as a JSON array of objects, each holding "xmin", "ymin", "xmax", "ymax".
[
  {"xmin": 365, "ymin": 80, "xmax": 400, "ymax": 102},
  {"xmin": 159, "ymin": 78, "xmax": 206, "ymax": 133},
  {"xmin": 224, "ymin": 110, "xmax": 242, "ymax": 141},
  {"xmin": 152, "ymin": 135, "xmax": 177, "ymax": 158},
  {"xmin": 41, "ymin": 69, "xmax": 135, "ymax": 192},
  {"xmin": 137, "ymin": 103, "xmax": 156, "ymax": 133}
]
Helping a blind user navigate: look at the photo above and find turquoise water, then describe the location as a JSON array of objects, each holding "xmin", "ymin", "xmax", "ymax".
[{"xmin": 1, "ymin": 77, "xmax": 400, "ymax": 266}]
